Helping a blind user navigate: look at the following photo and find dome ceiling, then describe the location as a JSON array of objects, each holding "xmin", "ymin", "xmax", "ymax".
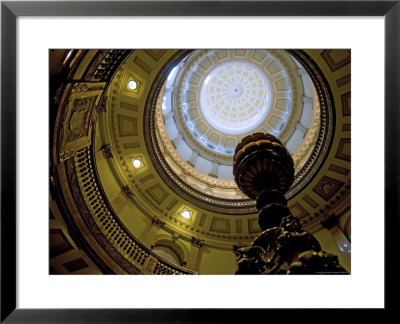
[
  {"xmin": 50, "ymin": 49, "xmax": 351, "ymax": 274},
  {"xmin": 150, "ymin": 49, "xmax": 330, "ymax": 211},
  {"xmin": 99, "ymin": 49, "xmax": 336, "ymax": 241},
  {"xmin": 199, "ymin": 60, "xmax": 271, "ymax": 135}
]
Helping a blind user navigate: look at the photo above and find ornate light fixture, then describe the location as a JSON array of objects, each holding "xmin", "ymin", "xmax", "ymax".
[{"xmin": 233, "ymin": 133, "xmax": 347, "ymax": 274}]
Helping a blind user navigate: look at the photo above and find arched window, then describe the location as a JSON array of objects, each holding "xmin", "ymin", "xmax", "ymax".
[
  {"xmin": 152, "ymin": 246, "xmax": 182, "ymax": 265},
  {"xmin": 151, "ymin": 238, "xmax": 187, "ymax": 267}
]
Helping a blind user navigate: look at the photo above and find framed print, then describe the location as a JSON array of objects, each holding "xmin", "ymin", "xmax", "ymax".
[{"xmin": 1, "ymin": 0, "xmax": 399, "ymax": 322}]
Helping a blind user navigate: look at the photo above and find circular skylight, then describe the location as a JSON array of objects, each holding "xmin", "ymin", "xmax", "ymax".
[{"xmin": 200, "ymin": 62, "xmax": 271, "ymax": 134}]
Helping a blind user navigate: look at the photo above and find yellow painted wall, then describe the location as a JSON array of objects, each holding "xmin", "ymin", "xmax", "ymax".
[
  {"xmin": 197, "ymin": 246, "xmax": 236, "ymax": 274},
  {"xmin": 314, "ymin": 228, "xmax": 351, "ymax": 273}
]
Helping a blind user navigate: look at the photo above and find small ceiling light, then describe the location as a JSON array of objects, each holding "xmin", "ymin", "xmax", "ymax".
[
  {"xmin": 132, "ymin": 158, "xmax": 142, "ymax": 168},
  {"xmin": 181, "ymin": 209, "xmax": 192, "ymax": 219},
  {"xmin": 128, "ymin": 80, "xmax": 138, "ymax": 90}
]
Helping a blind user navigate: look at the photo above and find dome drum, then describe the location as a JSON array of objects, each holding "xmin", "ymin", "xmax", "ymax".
[{"xmin": 148, "ymin": 49, "xmax": 334, "ymax": 213}]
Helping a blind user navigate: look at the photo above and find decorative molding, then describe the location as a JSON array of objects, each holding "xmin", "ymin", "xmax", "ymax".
[
  {"xmin": 313, "ymin": 176, "xmax": 344, "ymax": 201},
  {"xmin": 335, "ymin": 138, "xmax": 351, "ymax": 161},
  {"xmin": 52, "ymin": 50, "xmax": 196, "ymax": 274},
  {"xmin": 64, "ymin": 152, "xmax": 141, "ymax": 274},
  {"xmin": 62, "ymin": 258, "xmax": 89, "ymax": 273},
  {"xmin": 53, "ymin": 76, "xmax": 107, "ymax": 165},
  {"xmin": 121, "ymin": 185, "xmax": 134, "ymax": 199},
  {"xmin": 49, "ymin": 229, "xmax": 74, "ymax": 258},
  {"xmin": 302, "ymin": 194, "xmax": 319, "ymax": 208},
  {"xmin": 209, "ymin": 217, "xmax": 230, "ymax": 234},
  {"xmin": 321, "ymin": 50, "xmax": 351, "ymax": 72},
  {"xmin": 191, "ymin": 237, "xmax": 204, "ymax": 248},
  {"xmin": 336, "ymin": 74, "xmax": 351, "ymax": 88},
  {"xmin": 86, "ymin": 50, "xmax": 131, "ymax": 82},
  {"xmin": 117, "ymin": 115, "xmax": 138, "ymax": 137},
  {"xmin": 285, "ymin": 50, "xmax": 336, "ymax": 199},
  {"xmin": 98, "ymin": 95, "xmax": 108, "ymax": 112},
  {"xmin": 342, "ymin": 124, "xmax": 351, "ymax": 132},
  {"xmin": 144, "ymin": 49, "xmax": 168, "ymax": 62},
  {"xmin": 63, "ymin": 147, "xmax": 194, "ymax": 274},
  {"xmin": 144, "ymin": 49, "xmax": 336, "ymax": 214},
  {"xmin": 72, "ymin": 83, "xmax": 89, "ymax": 93},
  {"xmin": 100, "ymin": 144, "xmax": 113, "ymax": 159},
  {"xmin": 59, "ymin": 150, "xmax": 74, "ymax": 161},
  {"xmin": 289, "ymin": 202, "xmax": 310, "ymax": 219},
  {"xmin": 341, "ymin": 92, "xmax": 351, "ymax": 116},
  {"xmin": 152, "ymin": 216, "xmax": 164, "ymax": 229},
  {"xmin": 65, "ymin": 96, "xmax": 95, "ymax": 143},
  {"xmin": 302, "ymin": 184, "xmax": 350, "ymax": 229},
  {"xmin": 328, "ymin": 164, "xmax": 350, "ymax": 175},
  {"xmin": 145, "ymin": 184, "xmax": 168, "ymax": 204}
]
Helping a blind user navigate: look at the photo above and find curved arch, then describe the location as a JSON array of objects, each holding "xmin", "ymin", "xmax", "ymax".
[{"xmin": 151, "ymin": 235, "xmax": 189, "ymax": 266}]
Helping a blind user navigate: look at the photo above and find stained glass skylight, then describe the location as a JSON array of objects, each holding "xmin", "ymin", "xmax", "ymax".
[{"xmin": 199, "ymin": 62, "xmax": 271, "ymax": 134}]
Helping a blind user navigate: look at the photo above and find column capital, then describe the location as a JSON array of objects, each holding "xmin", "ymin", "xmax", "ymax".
[
  {"xmin": 100, "ymin": 143, "xmax": 113, "ymax": 159},
  {"xmin": 191, "ymin": 237, "xmax": 204, "ymax": 248},
  {"xmin": 152, "ymin": 216, "xmax": 164, "ymax": 229},
  {"xmin": 121, "ymin": 185, "xmax": 134, "ymax": 199}
]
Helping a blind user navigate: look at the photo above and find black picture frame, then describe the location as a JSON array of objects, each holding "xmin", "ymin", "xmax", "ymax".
[{"xmin": 1, "ymin": 0, "xmax": 399, "ymax": 322}]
